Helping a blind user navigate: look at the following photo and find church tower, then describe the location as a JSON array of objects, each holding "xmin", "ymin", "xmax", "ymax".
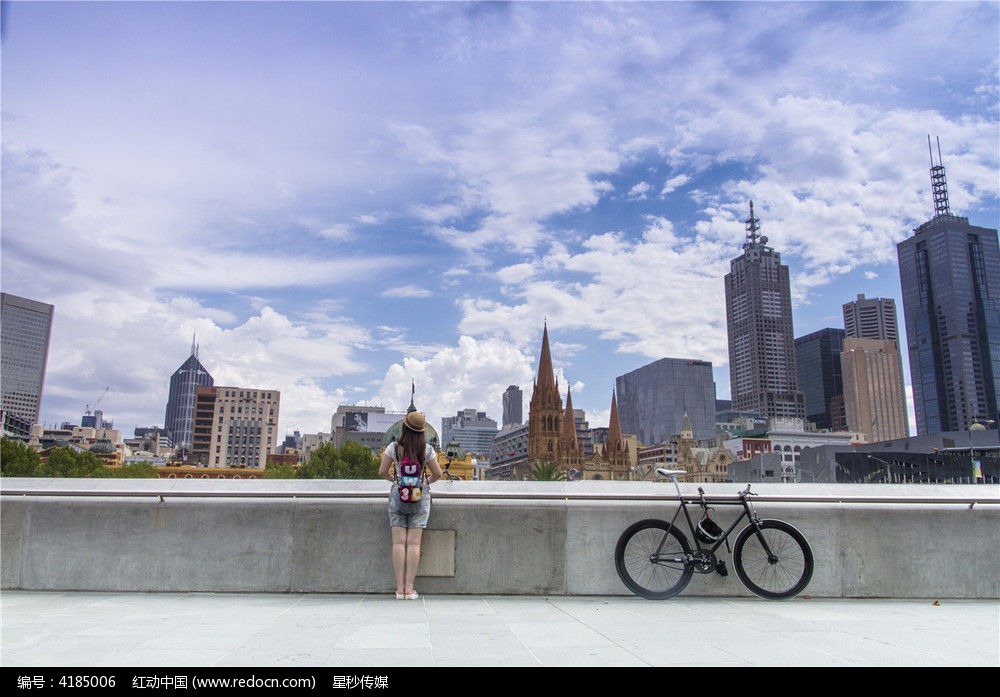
[
  {"xmin": 600, "ymin": 389, "xmax": 631, "ymax": 478},
  {"xmin": 558, "ymin": 384, "xmax": 584, "ymax": 471},
  {"xmin": 528, "ymin": 323, "xmax": 564, "ymax": 464}
]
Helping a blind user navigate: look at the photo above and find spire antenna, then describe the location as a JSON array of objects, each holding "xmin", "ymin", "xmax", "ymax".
[
  {"xmin": 928, "ymin": 135, "xmax": 951, "ymax": 218},
  {"xmin": 743, "ymin": 201, "xmax": 762, "ymax": 250}
]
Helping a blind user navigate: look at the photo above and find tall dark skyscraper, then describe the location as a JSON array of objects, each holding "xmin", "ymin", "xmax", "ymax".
[
  {"xmin": 164, "ymin": 338, "xmax": 214, "ymax": 456},
  {"xmin": 794, "ymin": 328, "xmax": 845, "ymax": 431},
  {"xmin": 897, "ymin": 139, "xmax": 1000, "ymax": 434},
  {"xmin": 502, "ymin": 384, "xmax": 522, "ymax": 426},
  {"xmin": 725, "ymin": 202, "xmax": 805, "ymax": 422},
  {"xmin": 1, "ymin": 293, "xmax": 54, "ymax": 426}
]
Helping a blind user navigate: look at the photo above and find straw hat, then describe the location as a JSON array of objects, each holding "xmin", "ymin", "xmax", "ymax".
[{"xmin": 403, "ymin": 411, "xmax": 427, "ymax": 432}]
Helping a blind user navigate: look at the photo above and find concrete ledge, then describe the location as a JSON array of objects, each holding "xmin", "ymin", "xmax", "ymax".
[{"xmin": 2, "ymin": 478, "xmax": 998, "ymax": 597}]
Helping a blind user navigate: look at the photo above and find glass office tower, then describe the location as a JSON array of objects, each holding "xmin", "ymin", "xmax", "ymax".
[
  {"xmin": 164, "ymin": 339, "xmax": 214, "ymax": 456},
  {"xmin": 897, "ymin": 141, "xmax": 1000, "ymax": 433},
  {"xmin": 616, "ymin": 357, "xmax": 717, "ymax": 444},
  {"xmin": 0, "ymin": 293, "xmax": 54, "ymax": 425}
]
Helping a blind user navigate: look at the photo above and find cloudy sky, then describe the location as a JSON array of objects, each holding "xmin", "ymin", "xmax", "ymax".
[{"xmin": 2, "ymin": 1, "xmax": 998, "ymax": 440}]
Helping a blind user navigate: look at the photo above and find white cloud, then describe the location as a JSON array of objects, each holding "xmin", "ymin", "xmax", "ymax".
[
  {"xmin": 661, "ymin": 174, "xmax": 690, "ymax": 195},
  {"xmin": 627, "ymin": 181, "xmax": 651, "ymax": 200},
  {"xmin": 375, "ymin": 335, "xmax": 535, "ymax": 432},
  {"xmin": 380, "ymin": 285, "xmax": 434, "ymax": 299}
]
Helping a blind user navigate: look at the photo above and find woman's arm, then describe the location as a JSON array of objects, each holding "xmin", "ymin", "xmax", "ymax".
[
  {"xmin": 378, "ymin": 444, "xmax": 395, "ymax": 482},
  {"xmin": 425, "ymin": 452, "xmax": 444, "ymax": 484}
]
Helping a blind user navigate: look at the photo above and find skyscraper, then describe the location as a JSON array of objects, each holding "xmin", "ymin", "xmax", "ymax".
[
  {"xmin": 897, "ymin": 139, "xmax": 1000, "ymax": 434},
  {"xmin": 840, "ymin": 338, "xmax": 908, "ymax": 443},
  {"xmin": 843, "ymin": 293, "xmax": 909, "ymax": 434},
  {"xmin": 724, "ymin": 202, "xmax": 805, "ymax": 423},
  {"xmin": 163, "ymin": 338, "xmax": 214, "ymax": 456},
  {"xmin": 794, "ymin": 328, "xmax": 845, "ymax": 431},
  {"xmin": 502, "ymin": 385, "xmax": 523, "ymax": 426},
  {"xmin": 616, "ymin": 357, "xmax": 717, "ymax": 444},
  {"xmin": 1, "ymin": 293, "xmax": 54, "ymax": 426}
]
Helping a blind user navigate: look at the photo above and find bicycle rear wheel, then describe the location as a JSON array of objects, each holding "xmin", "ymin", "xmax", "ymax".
[
  {"xmin": 732, "ymin": 520, "xmax": 813, "ymax": 599},
  {"xmin": 615, "ymin": 519, "xmax": 693, "ymax": 599}
]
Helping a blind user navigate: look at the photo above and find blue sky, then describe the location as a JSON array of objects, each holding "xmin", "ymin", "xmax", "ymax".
[{"xmin": 2, "ymin": 1, "xmax": 998, "ymax": 439}]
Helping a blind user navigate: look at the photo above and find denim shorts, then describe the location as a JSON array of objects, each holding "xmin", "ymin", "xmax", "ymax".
[{"xmin": 388, "ymin": 485, "xmax": 431, "ymax": 529}]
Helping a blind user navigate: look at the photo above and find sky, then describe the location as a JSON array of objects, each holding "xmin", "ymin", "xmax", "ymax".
[{"xmin": 2, "ymin": 1, "xmax": 998, "ymax": 441}]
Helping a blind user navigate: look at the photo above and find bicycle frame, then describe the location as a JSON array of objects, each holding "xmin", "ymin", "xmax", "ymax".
[{"xmin": 660, "ymin": 476, "xmax": 765, "ymax": 559}]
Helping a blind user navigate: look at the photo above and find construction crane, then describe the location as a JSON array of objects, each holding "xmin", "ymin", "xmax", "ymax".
[{"xmin": 85, "ymin": 386, "xmax": 110, "ymax": 416}]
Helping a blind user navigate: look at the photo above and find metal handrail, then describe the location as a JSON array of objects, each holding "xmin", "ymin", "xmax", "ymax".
[{"xmin": 2, "ymin": 486, "xmax": 997, "ymax": 506}]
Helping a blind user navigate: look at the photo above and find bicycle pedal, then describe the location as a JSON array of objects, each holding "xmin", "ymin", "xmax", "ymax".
[{"xmin": 715, "ymin": 561, "xmax": 728, "ymax": 577}]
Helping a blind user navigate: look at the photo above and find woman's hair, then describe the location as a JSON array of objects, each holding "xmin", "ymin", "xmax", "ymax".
[{"xmin": 397, "ymin": 425, "xmax": 427, "ymax": 465}]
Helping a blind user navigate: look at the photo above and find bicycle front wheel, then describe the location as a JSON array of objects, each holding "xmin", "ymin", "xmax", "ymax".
[
  {"xmin": 615, "ymin": 519, "xmax": 693, "ymax": 599},
  {"xmin": 732, "ymin": 520, "xmax": 813, "ymax": 600}
]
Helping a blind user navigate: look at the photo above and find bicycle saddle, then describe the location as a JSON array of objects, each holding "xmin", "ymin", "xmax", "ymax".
[{"xmin": 656, "ymin": 468, "xmax": 688, "ymax": 478}]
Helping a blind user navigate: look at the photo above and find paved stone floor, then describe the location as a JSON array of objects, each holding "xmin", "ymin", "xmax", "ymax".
[{"xmin": 2, "ymin": 591, "xmax": 998, "ymax": 667}]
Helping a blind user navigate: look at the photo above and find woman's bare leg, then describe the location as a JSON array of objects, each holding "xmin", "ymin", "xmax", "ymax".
[
  {"xmin": 404, "ymin": 528, "xmax": 423, "ymax": 594},
  {"xmin": 391, "ymin": 526, "xmax": 408, "ymax": 594}
]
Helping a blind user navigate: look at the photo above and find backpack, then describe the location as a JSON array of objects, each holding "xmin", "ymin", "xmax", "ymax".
[{"xmin": 394, "ymin": 444, "xmax": 426, "ymax": 513}]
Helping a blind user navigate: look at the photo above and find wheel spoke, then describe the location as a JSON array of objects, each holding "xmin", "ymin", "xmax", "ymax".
[
  {"xmin": 615, "ymin": 520, "xmax": 693, "ymax": 599},
  {"xmin": 733, "ymin": 521, "xmax": 813, "ymax": 600}
]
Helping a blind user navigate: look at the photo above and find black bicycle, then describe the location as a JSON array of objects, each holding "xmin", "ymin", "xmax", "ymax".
[{"xmin": 615, "ymin": 468, "xmax": 813, "ymax": 600}]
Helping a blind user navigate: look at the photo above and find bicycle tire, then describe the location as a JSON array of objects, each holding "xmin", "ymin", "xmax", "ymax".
[
  {"xmin": 615, "ymin": 519, "xmax": 693, "ymax": 599},
  {"xmin": 732, "ymin": 519, "xmax": 813, "ymax": 600}
]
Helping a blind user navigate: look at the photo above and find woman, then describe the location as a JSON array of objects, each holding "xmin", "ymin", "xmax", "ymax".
[{"xmin": 379, "ymin": 410, "xmax": 443, "ymax": 600}]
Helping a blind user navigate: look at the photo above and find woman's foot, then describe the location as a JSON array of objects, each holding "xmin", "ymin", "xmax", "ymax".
[
  {"xmin": 395, "ymin": 591, "xmax": 406, "ymax": 600},
  {"xmin": 404, "ymin": 587, "xmax": 419, "ymax": 600}
]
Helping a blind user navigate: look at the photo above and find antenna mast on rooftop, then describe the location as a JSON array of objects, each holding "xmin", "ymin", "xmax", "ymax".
[{"xmin": 928, "ymin": 135, "xmax": 951, "ymax": 218}]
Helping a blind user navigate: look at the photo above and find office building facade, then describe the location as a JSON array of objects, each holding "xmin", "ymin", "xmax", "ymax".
[
  {"xmin": 794, "ymin": 328, "xmax": 845, "ymax": 431},
  {"xmin": 441, "ymin": 408, "xmax": 499, "ymax": 456},
  {"xmin": 843, "ymin": 293, "xmax": 909, "ymax": 434},
  {"xmin": 191, "ymin": 385, "xmax": 280, "ymax": 468},
  {"xmin": 163, "ymin": 340, "xmax": 214, "ymax": 457},
  {"xmin": 616, "ymin": 357, "xmax": 717, "ymax": 444},
  {"xmin": 841, "ymin": 338, "xmax": 908, "ymax": 443},
  {"xmin": 724, "ymin": 202, "xmax": 805, "ymax": 423},
  {"xmin": 897, "ymin": 143, "xmax": 1000, "ymax": 433},
  {"xmin": 1, "ymin": 293, "xmax": 54, "ymax": 426}
]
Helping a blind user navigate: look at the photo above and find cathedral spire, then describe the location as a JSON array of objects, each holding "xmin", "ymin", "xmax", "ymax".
[
  {"xmin": 561, "ymin": 383, "xmax": 578, "ymax": 446},
  {"xmin": 607, "ymin": 389, "xmax": 622, "ymax": 449},
  {"xmin": 536, "ymin": 321, "xmax": 557, "ymax": 393}
]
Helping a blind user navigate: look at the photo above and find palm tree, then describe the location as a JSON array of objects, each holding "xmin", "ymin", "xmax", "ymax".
[{"xmin": 526, "ymin": 460, "xmax": 567, "ymax": 481}]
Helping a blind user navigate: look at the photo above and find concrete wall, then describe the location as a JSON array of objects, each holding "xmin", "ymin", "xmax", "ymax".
[{"xmin": 2, "ymin": 478, "xmax": 998, "ymax": 598}]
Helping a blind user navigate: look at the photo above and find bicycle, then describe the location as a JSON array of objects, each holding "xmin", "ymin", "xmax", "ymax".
[{"xmin": 615, "ymin": 468, "xmax": 814, "ymax": 600}]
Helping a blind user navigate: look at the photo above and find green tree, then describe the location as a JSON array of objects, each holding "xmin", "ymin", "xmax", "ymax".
[
  {"xmin": 0, "ymin": 438, "xmax": 40, "ymax": 477},
  {"xmin": 336, "ymin": 440, "xmax": 380, "ymax": 479},
  {"xmin": 36, "ymin": 447, "xmax": 109, "ymax": 478},
  {"xmin": 264, "ymin": 461, "xmax": 297, "ymax": 479},
  {"xmin": 297, "ymin": 441, "xmax": 379, "ymax": 479},
  {"xmin": 296, "ymin": 442, "xmax": 339, "ymax": 479},
  {"xmin": 527, "ymin": 460, "xmax": 567, "ymax": 481},
  {"xmin": 111, "ymin": 461, "xmax": 159, "ymax": 478}
]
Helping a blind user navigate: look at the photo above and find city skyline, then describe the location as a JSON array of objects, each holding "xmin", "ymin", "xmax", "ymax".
[{"xmin": 2, "ymin": 2, "xmax": 998, "ymax": 438}]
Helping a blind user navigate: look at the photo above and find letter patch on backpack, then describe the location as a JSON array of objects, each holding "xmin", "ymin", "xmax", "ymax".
[{"xmin": 398, "ymin": 455, "xmax": 423, "ymax": 503}]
